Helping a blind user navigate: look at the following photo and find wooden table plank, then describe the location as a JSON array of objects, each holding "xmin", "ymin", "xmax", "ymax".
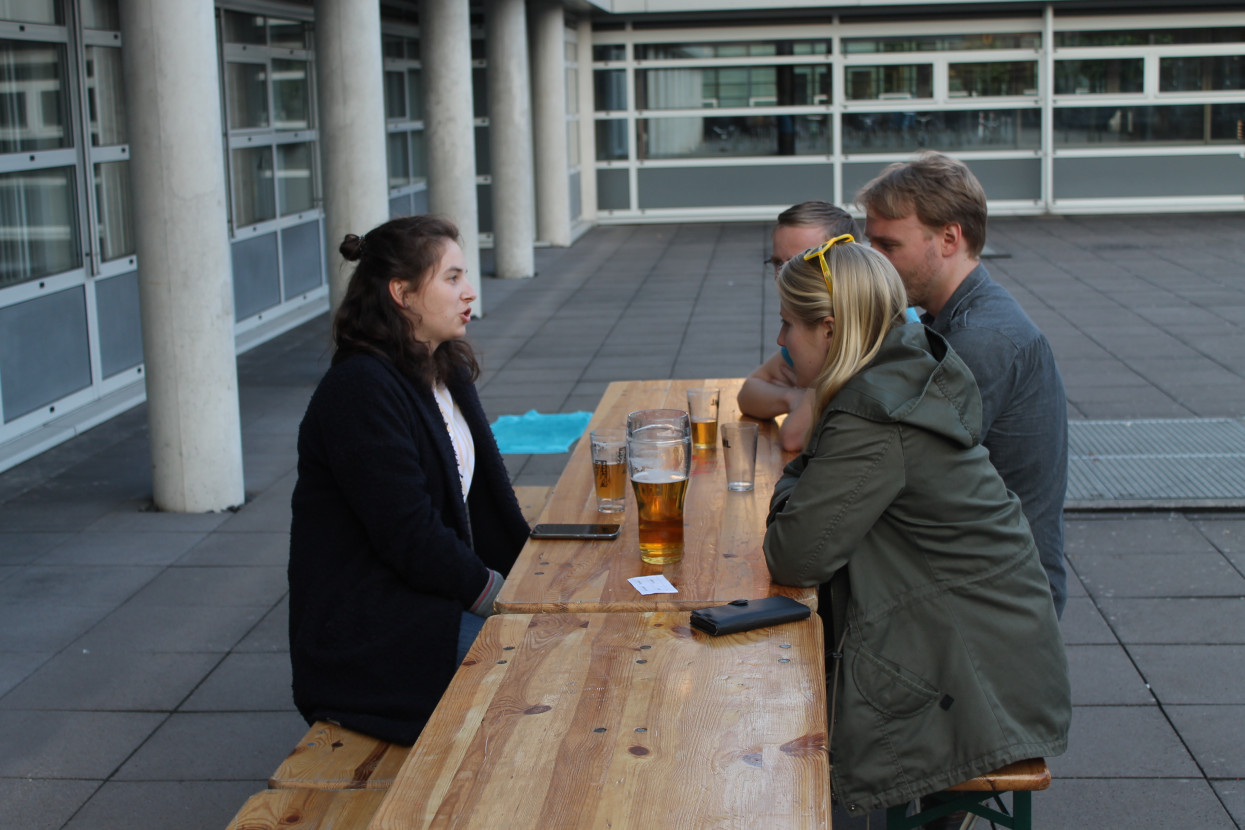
[
  {"xmin": 368, "ymin": 612, "xmax": 829, "ymax": 830},
  {"xmin": 495, "ymin": 379, "xmax": 813, "ymax": 614}
]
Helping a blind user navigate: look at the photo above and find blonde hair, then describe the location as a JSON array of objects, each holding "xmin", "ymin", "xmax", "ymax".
[{"xmin": 776, "ymin": 241, "xmax": 909, "ymax": 427}]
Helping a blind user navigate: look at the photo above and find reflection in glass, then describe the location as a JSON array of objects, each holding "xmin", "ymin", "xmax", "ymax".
[
  {"xmin": 595, "ymin": 119, "xmax": 628, "ymax": 160},
  {"xmin": 268, "ymin": 18, "xmax": 306, "ymax": 50},
  {"xmin": 636, "ymin": 65, "xmax": 830, "ymax": 109},
  {"xmin": 0, "ymin": 167, "xmax": 79, "ymax": 287},
  {"xmin": 410, "ymin": 130, "xmax": 425, "ymax": 183},
  {"xmin": 844, "ymin": 33, "xmax": 1039, "ymax": 53},
  {"xmin": 567, "ymin": 67, "xmax": 578, "ymax": 114},
  {"xmin": 0, "ymin": 40, "xmax": 69, "ymax": 153},
  {"xmin": 846, "ymin": 65, "xmax": 932, "ymax": 100},
  {"xmin": 81, "ymin": 0, "xmax": 119, "ymax": 29},
  {"xmin": 272, "ymin": 60, "xmax": 309, "ymax": 130},
  {"xmin": 1160, "ymin": 56, "xmax": 1245, "ymax": 93},
  {"xmin": 388, "ymin": 132, "xmax": 411, "ymax": 188},
  {"xmin": 227, "ymin": 62, "xmax": 269, "ymax": 129},
  {"xmin": 637, "ymin": 41, "xmax": 830, "ymax": 59},
  {"xmin": 224, "ymin": 10, "xmax": 266, "ymax": 45},
  {"xmin": 407, "ymin": 69, "xmax": 423, "ymax": 120},
  {"xmin": 1055, "ymin": 60, "xmax": 1143, "ymax": 95},
  {"xmin": 638, "ymin": 115, "xmax": 829, "ymax": 159},
  {"xmin": 94, "ymin": 161, "xmax": 133, "ymax": 261},
  {"xmin": 85, "ymin": 45, "xmax": 126, "ymax": 146},
  {"xmin": 0, "ymin": 0, "xmax": 58, "ymax": 24},
  {"xmin": 595, "ymin": 69, "xmax": 626, "ymax": 111},
  {"xmin": 593, "ymin": 44, "xmax": 625, "ymax": 62},
  {"xmin": 1054, "ymin": 104, "xmax": 1245, "ymax": 146},
  {"xmin": 949, "ymin": 62, "xmax": 1037, "ymax": 97},
  {"xmin": 231, "ymin": 146, "xmax": 275, "ymax": 227},
  {"xmin": 1056, "ymin": 29, "xmax": 1245, "ymax": 48},
  {"xmin": 383, "ymin": 35, "xmax": 405, "ymax": 60},
  {"xmin": 277, "ymin": 142, "xmax": 314, "ymax": 215},
  {"xmin": 842, "ymin": 109, "xmax": 1040, "ymax": 153},
  {"xmin": 385, "ymin": 70, "xmax": 407, "ymax": 120}
]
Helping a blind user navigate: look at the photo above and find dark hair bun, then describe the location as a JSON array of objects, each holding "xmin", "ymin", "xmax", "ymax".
[{"xmin": 340, "ymin": 233, "xmax": 365, "ymax": 261}]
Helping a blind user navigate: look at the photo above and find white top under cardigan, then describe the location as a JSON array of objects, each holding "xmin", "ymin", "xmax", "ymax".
[{"xmin": 432, "ymin": 381, "xmax": 475, "ymax": 500}]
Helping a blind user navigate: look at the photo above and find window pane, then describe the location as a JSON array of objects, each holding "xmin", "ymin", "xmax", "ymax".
[
  {"xmin": 636, "ymin": 65, "xmax": 830, "ymax": 109},
  {"xmin": 387, "ymin": 131, "xmax": 411, "ymax": 188},
  {"xmin": 223, "ymin": 10, "xmax": 266, "ymax": 45},
  {"xmin": 226, "ymin": 62, "xmax": 269, "ymax": 129},
  {"xmin": 595, "ymin": 69, "xmax": 626, "ymax": 111},
  {"xmin": 383, "ymin": 35, "xmax": 405, "ymax": 60},
  {"xmin": 845, "ymin": 65, "xmax": 932, "ymax": 100},
  {"xmin": 0, "ymin": 40, "xmax": 70, "ymax": 153},
  {"xmin": 593, "ymin": 45, "xmax": 624, "ymax": 62},
  {"xmin": 0, "ymin": 166, "xmax": 79, "ymax": 286},
  {"xmin": 85, "ymin": 45, "xmax": 126, "ymax": 146},
  {"xmin": 637, "ymin": 115, "xmax": 829, "ymax": 159},
  {"xmin": 407, "ymin": 68, "xmax": 423, "ymax": 120},
  {"xmin": 949, "ymin": 62, "xmax": 1037, "ymax": 97},
  {"xmin": 272, "ymin": 59, "xmax": 309, "ymax": 130},
  {"xmin": 385, "ymin": 69, "xmax": 407, "ymax": 120},
  {"xmin": 1055, "ymin": 60, "xmax": 1143, "ymax": 95},
  {"xmin": 411, "ymin": 130, "xmax": 425, "ymax": 183},
  {"xmin": 81, "ymin": 0, "xmax": 118, "ymax": 29},
  {"xmin": 0, "ymin": 0, "xmax": 59, "ymax": 24},
  {"xmin": 1054, "ymin": 104, "xmax": 1245, "ymax": 147},
  {"xmin": 1160, "ymin": 56, "xmax": 1245, "ymax": 93},
  {"xmin": 269, "ymin": 18, "xmax": 307, "ymax": 50},
  {"xmin": 276, "ymin": 142, "xmax": 314, "ymax": 215},
  {"xmin": 636, "ymin": 41, "xmax": 830, "ymax": 59},
  {"xmin": 843, "ymin": 109, "xmax": 1040, "ymax": 153},
  {"xmin": 568, "ymin": 121, "xmax": 579, "ymax": 165},
  {"xmin": 1056, "ymin": 28, "xmax": 1245, "ymax": 47},
  {"xmin": 595, "ymin": 119, "xmax": 628, "ymax": 160},
  {"xmin": 94, "ymin": 160, "xmax": 133, "ymax": 261},
  {"xmin": 567, "ymin": 66, "xmax": 578, "ymax": 114},
  {"xmin": 231, "ymin": 146, "xmax": 275, "ymax": 227},
  {"xmin": 845, "ymin": 33, "xmax": 1039, "ymax": 53}
]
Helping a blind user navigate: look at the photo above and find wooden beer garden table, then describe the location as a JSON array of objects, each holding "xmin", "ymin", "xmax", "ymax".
[
  {"xmin": 367, "ymin": 610, "xmax": 829, "ymax": 830},
  {"xmin": 494, "ymin": 378, "xmax": 816, "ymax": 615}
]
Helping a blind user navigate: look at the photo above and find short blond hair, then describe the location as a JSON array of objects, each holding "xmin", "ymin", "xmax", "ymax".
[{"xmin": 856, "ymin": 151, "xmax": 988, "ymax": 258}]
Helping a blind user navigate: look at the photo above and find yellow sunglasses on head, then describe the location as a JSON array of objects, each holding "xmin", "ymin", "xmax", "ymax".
[{"xmin": 802, "ymin": 233, "xmax": 855, "ymax": 298}]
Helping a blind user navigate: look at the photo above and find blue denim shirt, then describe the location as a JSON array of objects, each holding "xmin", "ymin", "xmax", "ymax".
[{"xmin": 923, "ymin": 264, "xmax": 1069, "ymax": 616}]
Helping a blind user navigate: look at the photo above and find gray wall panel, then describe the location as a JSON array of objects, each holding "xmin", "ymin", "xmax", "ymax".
[
  {"xmin": 597, "ymin": 168, "xmax": 629, "ymax": 210},
  {"xmin": 0, "ymin": 287, "xmax": 92, "ymax": 422},
  {"xmin": 1055, "ymin": 155, "xmax": 1245, "ymax": 199},
  {"xmin": 95, "ymin": 270, "xmax": 143, "ymax": 378},
  {"xmin": 282, "ymin": 220, "xmax": 324, "ymax": 299},
  {"xmin": 232, "ymin": 232, "xmax": 281, "ymax": 321},
  {"xmin": 569, "ymin": 171, "xmax": 581, "ymax": 221},
  {"xmin": 637, "ymin": 164, "xmax": 833, "ymax": 210},
  {"xmin": 843, "ymin": 157, "xmax": 1041, "ymax": 205}
]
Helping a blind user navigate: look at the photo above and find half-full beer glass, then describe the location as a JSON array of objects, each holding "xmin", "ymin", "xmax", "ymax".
[{"xmin": 626, "ymin": 409, "xmax": 691, "ymax": 565}]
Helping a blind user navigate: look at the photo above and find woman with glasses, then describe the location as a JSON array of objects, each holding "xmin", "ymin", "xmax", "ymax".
[{"xmin": 762, "ymin": 236, "xmax": 1070, "ymax": 818}]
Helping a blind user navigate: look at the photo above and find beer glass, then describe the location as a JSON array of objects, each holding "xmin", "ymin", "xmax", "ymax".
[
  {"xmin": 589, "ymin": 428, "xmax": 627, "ymax": 513},
  {"xmin": 686, "ymin": 387, "xmax": 720, "ymax": 449},
  {"xmin": 626, "ymin": 409, "xmax": 691, "ymax": 565}
]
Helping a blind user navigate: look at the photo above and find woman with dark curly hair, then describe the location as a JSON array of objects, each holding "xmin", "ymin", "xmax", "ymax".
[{"xmin": 288, "ymin": 215, "xmax": 529, "ymax": 744}]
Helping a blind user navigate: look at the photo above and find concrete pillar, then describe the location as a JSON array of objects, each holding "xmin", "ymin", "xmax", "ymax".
[
  {"xmin": 530, "ymin": 0, "xmax": 571, "ymax": 246},
  {"xmin": 315, "ymin": 0, "xmax": 389, "ymax": 315},
  {"xmin": 422, "ymin": 0, "xmax": 484, "ymax": 313},
  {"xmin": 119, "ymin": 0, "xmax": 244, "ymax": 512},
  {"xmin": 575, "ymin": 16, "xmax": 597, "ymax": 225},
  {"xmin": 486, "ymin": 0, "xmax": 535, "ymax": 279}
]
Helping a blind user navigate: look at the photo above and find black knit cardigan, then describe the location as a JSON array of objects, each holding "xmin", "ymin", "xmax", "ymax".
[{"xmin": 288, "ymin": 351, "xmax": 529, "ymax": 744}]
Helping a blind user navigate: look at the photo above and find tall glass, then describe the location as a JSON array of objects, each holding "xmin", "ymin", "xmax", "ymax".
[{"xmin": 626, "ymin": 409, "xmax": 691, "ymax": 565}]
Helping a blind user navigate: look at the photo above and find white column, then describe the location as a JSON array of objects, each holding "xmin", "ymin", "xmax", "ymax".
[
  {"xmin": 120, "ymin": 0, "xmax": 243, "ymax": 512},
  {"xmin": 576, "ymin": 16, "xmax": 597, "ymax": 225},
  {"xmin": 529, "ymin": 0, "xmax": 571, "ymax": 246},
  {"xmin": 315, "ymin": 0, "xmax": 389, "ymax": 315},
  {"xmin": 486, "ymin": 0, "xmax": 535, "ymax": 279},
  {"xmin": 422, "ymin": 0, "xmax": 484, "ymax": 313}
]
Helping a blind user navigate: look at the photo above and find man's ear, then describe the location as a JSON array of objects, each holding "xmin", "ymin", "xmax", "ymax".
[
  {"xmin": 388, "ymin": 278, "xmax": 408, "ymax": 309},
  {"xmin": 939, "ymin": 223, "xmax": 963, "ymax": 256}
]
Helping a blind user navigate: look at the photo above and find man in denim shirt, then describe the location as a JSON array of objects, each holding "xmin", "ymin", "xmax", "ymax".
[{"xmin": 858, "ymin": 152, "xmax": 1068, "ymax": 617}]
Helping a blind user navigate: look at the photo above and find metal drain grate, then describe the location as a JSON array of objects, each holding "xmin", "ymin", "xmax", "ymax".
[{"xmin": 1066, "ymin": 418, "xmax": 1245, "ymax": 510}]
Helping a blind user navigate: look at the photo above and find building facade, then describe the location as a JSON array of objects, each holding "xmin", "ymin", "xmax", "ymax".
[{"xmin": 1, "ymin": 0, "xmax": 1242, "ymax": 494}]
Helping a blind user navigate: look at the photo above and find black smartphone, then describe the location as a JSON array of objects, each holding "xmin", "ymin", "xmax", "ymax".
[{"xmin": 530, "ymin": 523, "xmax": 622, "ymax": 540}]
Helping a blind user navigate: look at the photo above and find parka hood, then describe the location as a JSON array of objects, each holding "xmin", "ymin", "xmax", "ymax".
[{"xmin": 825, "ymin": 322, "xmax": 982, "ymax": 449}]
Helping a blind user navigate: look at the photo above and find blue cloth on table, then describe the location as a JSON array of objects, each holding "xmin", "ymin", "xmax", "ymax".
[{"xmin": 490, "ymin": 410, "xmax": 593, "ymax": 454}]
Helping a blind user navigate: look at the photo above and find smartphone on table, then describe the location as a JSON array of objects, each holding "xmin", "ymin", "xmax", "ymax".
[{"xmin": 529, "ymin": 523, "xmax": 621, "ymax": 540}]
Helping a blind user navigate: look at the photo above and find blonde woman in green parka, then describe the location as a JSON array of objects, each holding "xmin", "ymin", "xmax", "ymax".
[{"xmin": 762, "ymin": 236, "xmax": 1070, "ymax": 818}]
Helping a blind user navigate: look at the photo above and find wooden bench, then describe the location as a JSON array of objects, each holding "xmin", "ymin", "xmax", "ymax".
[
  {"xmin": 885, "ymin": 758, "xmax": 1051, "ymax": 830},
  {"xmin": 268, "ymin": 721, "xmax": 409, "ymax": 790},
  {"xmin": 513, "ymin": 484, "xmax": 552, "ymax": 526},
  {"xmin": 226, "ymin": 788, "xmax": 385, "ymax": 829}
]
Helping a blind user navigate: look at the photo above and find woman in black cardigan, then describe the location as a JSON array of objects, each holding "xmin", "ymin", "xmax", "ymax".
[{"xmin": 288, "ymin": 215, "xmax": 530, "ymax": 745}]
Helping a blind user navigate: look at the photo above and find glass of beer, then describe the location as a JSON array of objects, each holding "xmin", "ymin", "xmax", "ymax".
[
  {"xmin": 626, "ymin": 409, "xmax": 691, "ymax": 565},
  {"xmin": 589, "ymin": 428, "xmax": 627, "ymax": 513},
  {"xmin": 686, "ymin": 387, "xmax": 720, "ymax": 449}
]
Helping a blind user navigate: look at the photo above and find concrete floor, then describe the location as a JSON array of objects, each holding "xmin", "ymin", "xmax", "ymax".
[{"xmin": 1, "ymin": 213, "xmax": 1243, "ymax": 829}]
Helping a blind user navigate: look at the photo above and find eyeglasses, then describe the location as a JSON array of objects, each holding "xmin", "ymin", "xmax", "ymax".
[{"xmin": 802, "ymin": 234, "xmax": 855, "ymax": 298}]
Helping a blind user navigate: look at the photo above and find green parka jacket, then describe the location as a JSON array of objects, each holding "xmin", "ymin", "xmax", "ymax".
[{"xmin": 763, "ymin": 322, "xmax": 1070, "ymax": 816}]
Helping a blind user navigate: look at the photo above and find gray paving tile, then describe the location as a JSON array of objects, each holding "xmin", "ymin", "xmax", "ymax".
[
  {"xmin": 176, "ymin": 531, "xmax": 290, "ymax": 567},
  {"xmin": 1099, "ymin": 598, "xmax": 1245, "ymax": 644},
  {"xmin": 1070, "ymin": 552, "xmax": 1245, "ymax": 598},
  {"xmin": 1059, "ymin": 597, "xmax": 1117, "ymax": 645},
  {"xmin": 1065, "ymin": 644, "xmax": 1154, "ymax": 705},
  {"xmin": 113, "ymin": 711, "xmax": 307, "ymax": 781},
  {"xmin": 38, "ymin": 531, "xmax": 206, "ymax": 566},
  {"xmin": 71, "ymin": 603, "xmax": 266, "ymax": 653},
  {"xmin": 0, "ymin": 650, "xmax": 220, "ymax": 711},
  {"xmin": 1212, "ymin": 779, "xmax": 1245, "ymax": 827},
  {"xmin": 0, "ymin": 499, "xmax": 115, "ymax": 532},
  {"xmin": 0, "ymin": 531, "xmax": 72, "ymax": 565},
  {"xmin": 181, "ymin": 652, "xmax": 294, "ymax": 712},
  {"xmin": 0, "ymin": 564, "xmax": 160, "ymax": 605},
  {"xmin": 0, "ymin": 779, "xmax": 101, "ymax": 830},
  {"xmin": 1066, "ymin": 514, "xmax": 1214, "ymax": 557},
  {"xmin": 1166, "ymin": 705, "xmax": 1245, "ymax": 778},
  {"xmin": 0, "ymin": 710, "xmax": 165, "ymax": 777},
  {"xmin": 1034, "ymin": 778, "xmax": 1236, "ymax": 829},
  {"xmin": 84, "ymin": 506, "xmax": 232, "ymax": 533},
  {"xmin": 0, "ymin": 601, "xmax": 112, "ymax": 652},
  {"xmin": 213, "ymin": 486, "xmax": 294, "ymax": 533},
  {"xmin": 1195, "ymin": 518, "xmax": 1245, "ymax": 558},
  {"xmin": 63, "ymin": 780, "xmax": 261, "ymax": 830},
  {"xmin": 1129, "ymin": 646, "xmax": 1245, "ymax": 704},
  {"xmin": 0, "ymin": 651, "xmax": 52, "ymax": 698},
  {"xmin": 125, "ymin": 566, "xmax": 288, "ymax": 608},
  {"xmin": 234, "ymin": 596, "xmax": 289, "ymax": 653},
  {"xmin": 1048, "ymin": 705, "xmax": 1200, "ymax": 778}
]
